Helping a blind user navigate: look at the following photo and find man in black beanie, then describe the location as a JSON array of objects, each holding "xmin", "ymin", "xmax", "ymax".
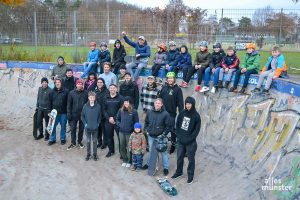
[{"xmin": 35, "ymin": 77, "xmax": 52, "ymax": 140}]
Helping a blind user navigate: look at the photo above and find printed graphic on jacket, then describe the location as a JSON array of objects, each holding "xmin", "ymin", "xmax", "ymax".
[{"xmin": 181, "ymin": 116, "xmax": 191, "ymax": 131}]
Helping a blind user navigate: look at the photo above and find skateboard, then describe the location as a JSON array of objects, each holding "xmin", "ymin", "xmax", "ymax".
[
  {"xmin": 148, "ymin": 139, "xmax": 159, "ymax": 176},
  {"xmin": 33, "ymin": 109, "xmax": 38, "ymax": 138},
  {"xmin": 157, "ymin": 178, "xmax": 178, "ymax": 197},
  {"xmin": 46, "ymin": 109, "xmax": 57, "ymax": 135}
]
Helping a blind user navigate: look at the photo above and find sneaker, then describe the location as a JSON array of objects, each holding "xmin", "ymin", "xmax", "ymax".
[
  {"xmin": 44, "ymin": 134, "xmax": 49, "ymax": 141},
  {"xmin": 97, "ymin": 143, "xmax": 102, "ymax": 148},
  {"xmin": 36, "ymin": 134, "xmax": 44, "ymax": 140},
  {"xmin": 163, "ymin": 169, "xmax": 169, "ymax": 176},
  {"xmin": 239, "ymin": 88, "xmax": 246, "ymax": 94},
  {"xmin": 251, "ymin": 88, "xmax": 261, "ymax": 93},
  {"xmin": 106, "ymin": 152, "xmax": 114, "ymax": 158},
  {"xmin": 217, "ymin": 80, "xmax": 223, "ymax": 88},
  {"xmin": 169, "ymin": 145, "xmax": 175, "ymax": 154},
  {"xmin": 142, "ymin": 164, "xmax": 149, "ymax": 170},
  {"xmin": 67, "ymin": 144, "xmax": 76, "ymax": 150},
  {"xmin": 125, "ymin": 163, "xmax": 131, "ymax": 168},
  {"xmin": 48, "ymin": 141, "xmax": 56, "ymax": 146},
  {"xmin": 195, "ymin": 85, "xmax": 201, "ymax": 92},
  {"xmin": 228, "ymin": 86, "xmax": 236, "ymax": 92},
  {"xmin": 121, "ymin": 163, "xmax": 127, "ymax": 167},
  {"xmin": 223, "ymin": 81, "xmax": 230, "ymax": 89},
  {"xmin": 85, "ymin": 155, "xmax": 91, "ymax": 161},
  {"xmin": 171, "ymin": 173, "xmax": 183, "ymax": 179},
  {"xmin": 100, "ymin": 145, "xmax": 107, "ymax": 149},
  {"xmin": 61, "ymin": 140, "xmax": 66, "ymax": 145},
  {"xmin": 130, "ymin": 166, "xmax": 137, "ymax": 171},
  {"xmin": 200, "ymin": 86, "xmax": 209, "ymax": 93},
  {"xmin": 93, "ymin": 155, "xmax": 98, "ymax": 161},
  {"xmin": 78, "ymin": 142, "xmax": 84, "ymax": 149},
  {"xmin": 187, "ymin": 177, "xmax": 194, "ymax": 184},
  {"xmin": 210, "ymin": 86, "xmax": 216, "ymax": 94},
  {"xmin": 120, "ymin": 156, "xmax": 123, "ymax": 160},
  {"xmin": 262, "ymin": 89, "xmax": 270, "ymax": 95}
]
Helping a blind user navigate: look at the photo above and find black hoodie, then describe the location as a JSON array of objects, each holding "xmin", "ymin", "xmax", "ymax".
[
  {"xmin": 50, "ymin": 87, "xmax": 69, "ymax": 114},
  {"xmin": 95, "ymin": 78, "xmax": 109, "ymax": 109},
  {"xmin": 210, "ymin": 49, "xmax": 226, "ymax": 68},
  {"xmin": 67, "ymin": 89, "xmax": 88, "ymax": 119},
  {"xmin": 176, "ymin": 97, "xmax": 201, "ymax": 145},
  {"xmin": 102, "ymin": 93, "xmax": 124, "ymax": 120},
  {"xmin": 81, "ymin": 102, "xmax": 102, "ymax": 132},
  {"xmin": 119, "ymin": 80, "xmax": 139, "ymax": 110},
  {"xmin": 62, "ymin": 76, "xmax": 78, "ymax": 92},
  {"xmin": 112, "ymin": 39, "xmax": 126, "ymax": 64}
]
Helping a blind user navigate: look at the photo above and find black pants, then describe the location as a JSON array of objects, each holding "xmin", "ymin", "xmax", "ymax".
[
  {"xmin": 86, "ymin": 131, "xmax": 97, "ymax": 156},
  {"xmin": 112, "ymin": 62, "xmax": 125, "ymax": 74},
  {"xmin": 169, "ymin": 115, "xmax": 176, "ymax": 146},
  {"xmin": 97, "ymin": 119, "xmax": 106, "ymax": 145},
  {"xmin": 70, "ymin": 116, "xmax": 84, "ymax": 145},
  {"xmin": 104, "ymin": 120, "xmax": 120, "ymax": 153},
  {"xmin": 185, "ymin": 66, "xmax": 206, "ymax": 84},
  {"xmin": 175, "ymin": 141, "xmax": 197, "ymax": 179},
  {"xmin": 233, "ymin": 68, "xmax": 258, "ymax": 88},
  {"xmin": 173, "ymin": 67, "xmax": 188, "ymax": 81},
  {"xmin": 36, "ymin": 109, "xmax": 49, "ymax": 137},
  {"xmin": 151, "ymin": 63, "xmax": 164, "ymax": 77}
]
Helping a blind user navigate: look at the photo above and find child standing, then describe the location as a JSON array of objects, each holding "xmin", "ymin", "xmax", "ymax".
[
  {"xmin": 151, "ymin": 43, "xmax": 167, "ymax": 79},
  {"xmin": 128, "ymin": 123, "xmax": 147, "ymax": 171}
]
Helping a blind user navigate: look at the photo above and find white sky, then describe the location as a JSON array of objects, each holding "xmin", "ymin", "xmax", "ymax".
[{"xmin": 119, "ymin": 0, "xmax": 300, "ymax": 9}]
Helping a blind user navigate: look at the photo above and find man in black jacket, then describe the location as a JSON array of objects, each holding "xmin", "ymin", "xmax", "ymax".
[
  {"xmin": 119, "ymin": 72, "xmax": 139, "ymax": 110},
  {"xmin": 143, "ymin": 98, "xmax": 171, "ymax": 175},
  {"xmin": 67, "ymin": 79, "xmax": 88, "ymax": 150},
  {"xmin": 158, "ymin": 72, "xmax": 184, "ymax": 154},
  {"xmin": 48, "ymin": 78, "xmax": 69, "ymax": 145},
  {"xmin": 35, "ymin": 77, "xmax": 52, "ymax": 140},
  {"xmin": 62, "ymin": 69, "xmax": 78, "ymax": 92},
  {"xmin": 95, "ymin": 77, "xmax": 109, "ymax": 149},
  {"xmin": 102, "ymin": 84, "xmax": 124, "ymax": 157},
  {"xmin": 112, "ymin": 39, "xmax": 126, "ymax": 74},
  {"xmin": 171, "ymin": 96, "xmax": 201, "ymax": 184}
]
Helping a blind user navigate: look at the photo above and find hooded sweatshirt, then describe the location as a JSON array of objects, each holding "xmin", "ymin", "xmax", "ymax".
[
  {"xmin": 36, "ymin": 86, "xmax": 52, "ymax": 111},
  {"xmin": 87, "ymin": 49, "xmax": 99, "ymax": 62},
  {"xmin": 102, "ymin": 93, "xmax": 124, "ymax": 120},
  {"xmin": 51, "ymin": 63, "xmax": 69, "ymax": 79},
  {"xmin": 241, "ymin": 50, "xmax": 261, "ymax": 72},
  {"xmin": 177, "ymin": 45, "xmax": 192, "ymax": 69},
  {"xmin": 194, "ymin": 49, "xmax": 211, "ymax": 67},
  {"xmin": 123, "ymin": 35, "xmax": 151, "ymax": 60},
  {"xmin": 221, "ymin": 51, "xmax": 239, "ymax": 69},
  {"xmin": 112, "ymin": 40, "xmax": 126, "ymax": 64},
  {"xmin": 116, "ymin": 108, "xmax": 139, "ymax": 134},
  {"xmin": 81, "ymin": 102, "xmax": 102, "ymax": 132},
  {"xmin": 153, "ymin": 51, "xmax": 167, "ymax": 65},
  {"xmin": 62, "ymin": 76, "xmax": 78, "ymax": 92},
  {"xmin": 99, "ymin": 72, "xmax": 117, "ymax": 87},
  {"xmin": 67, "ymin": 89, "xmax": 88, "ymax": 119},
  {"xmin": 166, "ymin": 48, "xmax": 180, "ymax": 67},
  {"xmin": 95, "ymin": 78, "xmax": 109, "ymax": 108},
  {"xmin": 50, "ymin": 86, "xmax": 68, "ymax": 114},
  {"xmin": 210, "ymin": 49, "xmax": 226, "ymax": 69},
  {"xmin": 98, "ymin": 49, "xmax": 111, "ymax": 64},
  {"xmin": 176, "ymin": 97, "xmax": 201, "ymax": 145},
  {"xmin": 119, "ymin": 80, "xmax": 139, "ymax": 110}
]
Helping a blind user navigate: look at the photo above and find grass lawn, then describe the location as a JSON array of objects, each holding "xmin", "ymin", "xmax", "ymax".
[{"xmin": 1, "ymin": 44, "xmax": 300, "ymax": 74}]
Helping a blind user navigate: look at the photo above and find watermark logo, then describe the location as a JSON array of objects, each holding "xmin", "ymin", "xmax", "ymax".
[{"xmin": 262, "ymin": 177, "xmax": 292, "ymax": 191}]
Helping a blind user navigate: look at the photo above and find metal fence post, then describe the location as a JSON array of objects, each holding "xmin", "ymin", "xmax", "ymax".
[
  {"xmin": 220, "ymin": 8, "xmax": 224, "ymax": 43},
  {"xmin": 279, "ymin": 8, "xmax": 283, "ymax": 45},
  {"xmin": 118, "ymin": 10, "xmax": 121, "ymax": 39},
  {"xmin": 34, "ymin": 12, "xmax": 38, "ymax": 61},
  {"xmin": 73, "ymin": 10, "xmax": 78, "ymax": 59}
]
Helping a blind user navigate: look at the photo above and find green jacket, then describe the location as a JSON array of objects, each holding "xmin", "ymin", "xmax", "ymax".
[
  {"xmin": 241, "ymin": 51, "xmax": 260, "ymax": 72},
  {"xmin": 51, "ymin": 64, "xmax": 69, "ymax": 79}
]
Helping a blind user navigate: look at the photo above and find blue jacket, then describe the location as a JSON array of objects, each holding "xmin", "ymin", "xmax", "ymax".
[
  {"xmin": 87, "ymin": 49, "xmax": 99, "ymax": 62},
  {"xmin": 116, "ymin": 109, "xmax": 139, "ymax": 134},
  {"xmin": 123, "ymin": 36, "xmax": 151, "ymax": 59},
  {"xmin": 98, "ymin": 49, "xmax": 111, "ymax": 64},
  {"xmin": 265, "ymin": 54, "xmax": 285, "ymax": 71},
  {"xmin": 177, "ymin": 46, "xmax": 192, "ymax": 69},
  {"xmin": 166, "ymin": 48, "xmax": 180, "ymax": 66}
]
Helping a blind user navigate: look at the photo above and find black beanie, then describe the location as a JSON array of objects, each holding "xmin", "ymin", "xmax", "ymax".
[
  {"xmin": 41, "ymin": 77, "xmax": 49, "ymax": 84},
  {"xmin": 124, "ymin": 96, "xmax": 131, "ymax": 103},
  {"xmin": 57, "ymin": 56, "xmax": 64, "ymax": 61}
]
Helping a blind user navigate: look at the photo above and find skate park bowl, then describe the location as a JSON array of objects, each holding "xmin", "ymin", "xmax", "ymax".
[{"xmin": 0, "ymin": 61, "xmax": 300, "ymax": 200}]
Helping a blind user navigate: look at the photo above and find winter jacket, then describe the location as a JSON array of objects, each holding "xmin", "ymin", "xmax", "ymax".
[
  {"xmin": 140, "ymin": 83, "xmax": 159, "ymax": 111},
  {"xmin": 262, "ymin": 54, "xmax": 287, "ymax": 77},
  {"xmin": 99, "ymin": 72, "xmax": 117, "ymax": 87},
  {"xmin": 158, "ymin": 83, "xmax": 184, "ymax": 117},
  {"xmin": 153, "ymin": 51, "xmax": 167, "ymax": 65},
  {"xmin": 221, "ymin": 52, "xmax": 239, "ymax": 69},
  {"xmin": 95, "ymin": 85, "xmax": 109, "ymax": 108},
  {"xmin": 128, "ymin": 131, "xmax": 147, "ymax": 154},
  {"xmin": 119, "ymin": 80, "xmax": 139, "ymax": 110},
  {"xmin": 116, "ymin": 109, "xmax": 139, "ymax": 134},
  {"xmin": 67, "ymin": 89, "xmax": 88, "ymax": 120},
  {"xmin": 112, "ymin": 40, "xmax": 126, "ymax": 64},
  {"xmin": 123, "ymin": 36, "xmax": 151, "ymax": 59},
  {"xmin": 36, "ymin": 86, "xmax": 52, "ymax": 111},
  {"xmin": 144, "ymin": 107, "xmax": 171, "ymax": 138},
  {"xmin": 87, "ymin": 49, "xmax": 99, "ymax": 63},
  {"xmin": 241, "ymin": 50, "xmax": 261, "ymax": 72},
  {"xmin": 62, "ymin": 76, "xmax": 78, "ymax": 92},
  {"xmin": 81, "ymin": 102, "xmax": 102, "ymax": 132},
  {"xmin": 166, "ymin": 48, "xmax": 180, "ymax": 67},
  {"xmin": 98, "ymin": 49, "xmax": 111, "ymax": 64},
  {"xmin": 176, "ymin": 97, "xmax": 201, "ymax": 145},
  {"xmin": 102, "ymin": 93, "xmax": 124, "ymax": 120},
  {"xmin": 177, "ymin": 45, "xmax": 192, "ymax": 69},
  {"xmin": 210, "ymin": 49, "xmax": 226, "ymax": 68},
  {"xmin": 50, "ymin": 87, "xmax": 68, "ymax": 114},
  {"xmin": 118, "ymin": 74, "xmax": 125, "ymax": 86},
  {"xmin": 194, "ymin": 50, "xmax": 211, "ymax": 68},
  {"xmin": 84, "ymin": 79, "xmax": 97, "ymax": 91},
  {"xmin": 51, "ymin": 64, "xmax": 69, "ymax": 79}
]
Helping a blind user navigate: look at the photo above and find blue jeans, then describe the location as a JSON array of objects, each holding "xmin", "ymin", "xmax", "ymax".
[
  {"xmin": 204, "ymin": 67, "xmax": 221, "ymax": 87},
  {"xmin": 81, "ymin": 62, "xmax": 97, "ymax": 78},
  {"xmin": 132, "ymin": 154, "xmax": 143, "ymax": 168},
  {"xmin": 126, "ymin": 62, "xmax": 148, "ymax": 80},
  {"xmin": 50, "ymin": 114, "xmax": 67, "ymax": 142},
  {"xmin": 147, "ymin": 136, "xmax": 169, "ymax": 169}
]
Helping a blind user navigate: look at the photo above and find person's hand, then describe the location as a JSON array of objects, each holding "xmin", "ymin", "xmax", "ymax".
[
  {"xmin": 212, "ymin": 68, "xmax": 215, "ymax": 74},
  {"xmin": 241, "ymin": 68, "xmax": 247, "ymax": 73},
  {"xmin": 122, "ymin": 31, "xmax": 127, "ymax": 36},
  {"xmin": 109, "ymin": 117, "xmax": 115, "ymax": 124},
  {"xmin": 273, "ymin": 76, "xmax": 278, "ymax": 80},
  {"xmin": 225, "ymin": 68, "xmax": 229, "ymax": 73}
]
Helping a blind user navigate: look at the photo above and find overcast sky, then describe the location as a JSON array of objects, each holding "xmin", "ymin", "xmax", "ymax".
[{"xmin": 119, "ymin": 0, "xmax": 300, "ymax": 9}]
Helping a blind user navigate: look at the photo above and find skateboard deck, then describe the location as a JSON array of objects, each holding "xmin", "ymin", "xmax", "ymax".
[
  {"xmin": 46, "ymin": 109, "xmax": 57, "ymax": 135},
  {"xmin": 157, "ymin": 178, "xmax": 178, "ymax": 197},
  {"xmin": 33, "ymin": 109, "xmax": 38, "ymax": 138}
]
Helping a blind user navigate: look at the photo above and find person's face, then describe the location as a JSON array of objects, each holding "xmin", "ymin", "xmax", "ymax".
[
  {"xmin": 120, "ymin": 69, "xmax": 126, "ymax": 75},
  {"xmin": 90, "ymin": 45, "xmax": 96, "ymax": 50},
  {"xmin": 66, "ymin": 71, "xmax": 73, "ymax": 78},
  {"xmin": 104, "ymin": 65, "xmax": 110, "ymax": 73},
  {"xmin": 247, "ymin": 48, "xmax": 254, "ymax": 54},
  {"xmin": 97, "ymin": 80, "xmax": 104, "ymax": 88},
  {"xmin": 186, "ymin": 103, "xmax": 192, "ymax": 111},
  {"xmin": 116, "ymin": 43, "xmax": 120, "ymax": 48},
  {"xmin": 58, "ymin": 58, "xmax": 64, "ymax": 65},
  {"xmin": 55, "ymin": 80, "xmax": 62, "ymax": 89},
  {"xmin": 147, "ymin": 78, "xmax": 154, "ymax": 85},
  {"xmin": 180, "ymin": 47, "xmax": 186, "ymax": 53},
  {"xmin": 125, "ymin": 74, "xmax": 131, "ymax": 82},
  {"xmin": 134, "ymin": 128, "xmax": 141, "ymax": 133},
  {"xmin": 124, "ymin": 100, "xmax": 130, "ymax": 108},
  {"xmin": 167, "ymin": 77, "xmax": 175, "ymax": 85},
  {"xmin": 76, "ymin": 83, "xmax": 83, "ymax": 90},
  {"xmin": 88, "ymin": 95, "xmax": 96, "ymax": 102},
  {"xmin": 42, "ymin": 81, "xmax": 48, "ymax": 88},
  {"xmin": 214, "ymin": 47, "xmax": 220, "ymax": 53},
  {"xmin": 154, "ymin": 100, "xmax": 163, "ymax": 110},
  {"xmin": 272, "ymin": 50, "xmax": 280, "ymax": 57},
  {"xmin": 170, "ymin": 45, "xmax": 176, "ymax": 50},
  {"xmin": 89, "ymin": 74, "xmax": 95, "ymax": 80},
  {"xmin": 101, "ymin": 46, "xmax": 107, "ymax": 51},
  {"xmin": 109, "ymin": 85, "xmax": 117, "ymax": 94},
  {"xmin": 138, "ymin": 39, "xmax": 145, "ymax": 45},
  {"xmin": 200, "ymin": 46, "xmax": 206, "ymax": 52},
  {"xmin": 227, "ymin": 50, "xmax": 234, "ymax": 56}
]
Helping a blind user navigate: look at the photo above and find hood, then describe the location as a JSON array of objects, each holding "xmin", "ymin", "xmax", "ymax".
[
  {"xmin": 54, "ymin": 86, "xmax": 64, "ymax": 92},
  {"xmin": 114, "ymin": 39, "xmax": 124, "ymax": 49},
  {"xmin": 185, "ymin": 96, "xmax": 196, "ymax": 112},
  {"xmin": 248, "ymin": 50, "xmax": 259, "ymax": 56},
  {"xmin": 212, "ymin": 49, "xmax": 225, "ymax": 55},
  {"xmin": 180, "ymin": 45, "xmax": 189, "ymax": 54}
]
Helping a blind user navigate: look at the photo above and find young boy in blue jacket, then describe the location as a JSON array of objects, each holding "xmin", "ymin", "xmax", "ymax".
[{"xmin": 81, "ymin": 42, "xmax": 99, "ymax": 79}]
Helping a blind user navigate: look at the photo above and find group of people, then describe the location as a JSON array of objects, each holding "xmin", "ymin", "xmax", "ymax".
[{"xmin": 35, "ymin": 33, "xmax": 288, "ymax": 185}]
